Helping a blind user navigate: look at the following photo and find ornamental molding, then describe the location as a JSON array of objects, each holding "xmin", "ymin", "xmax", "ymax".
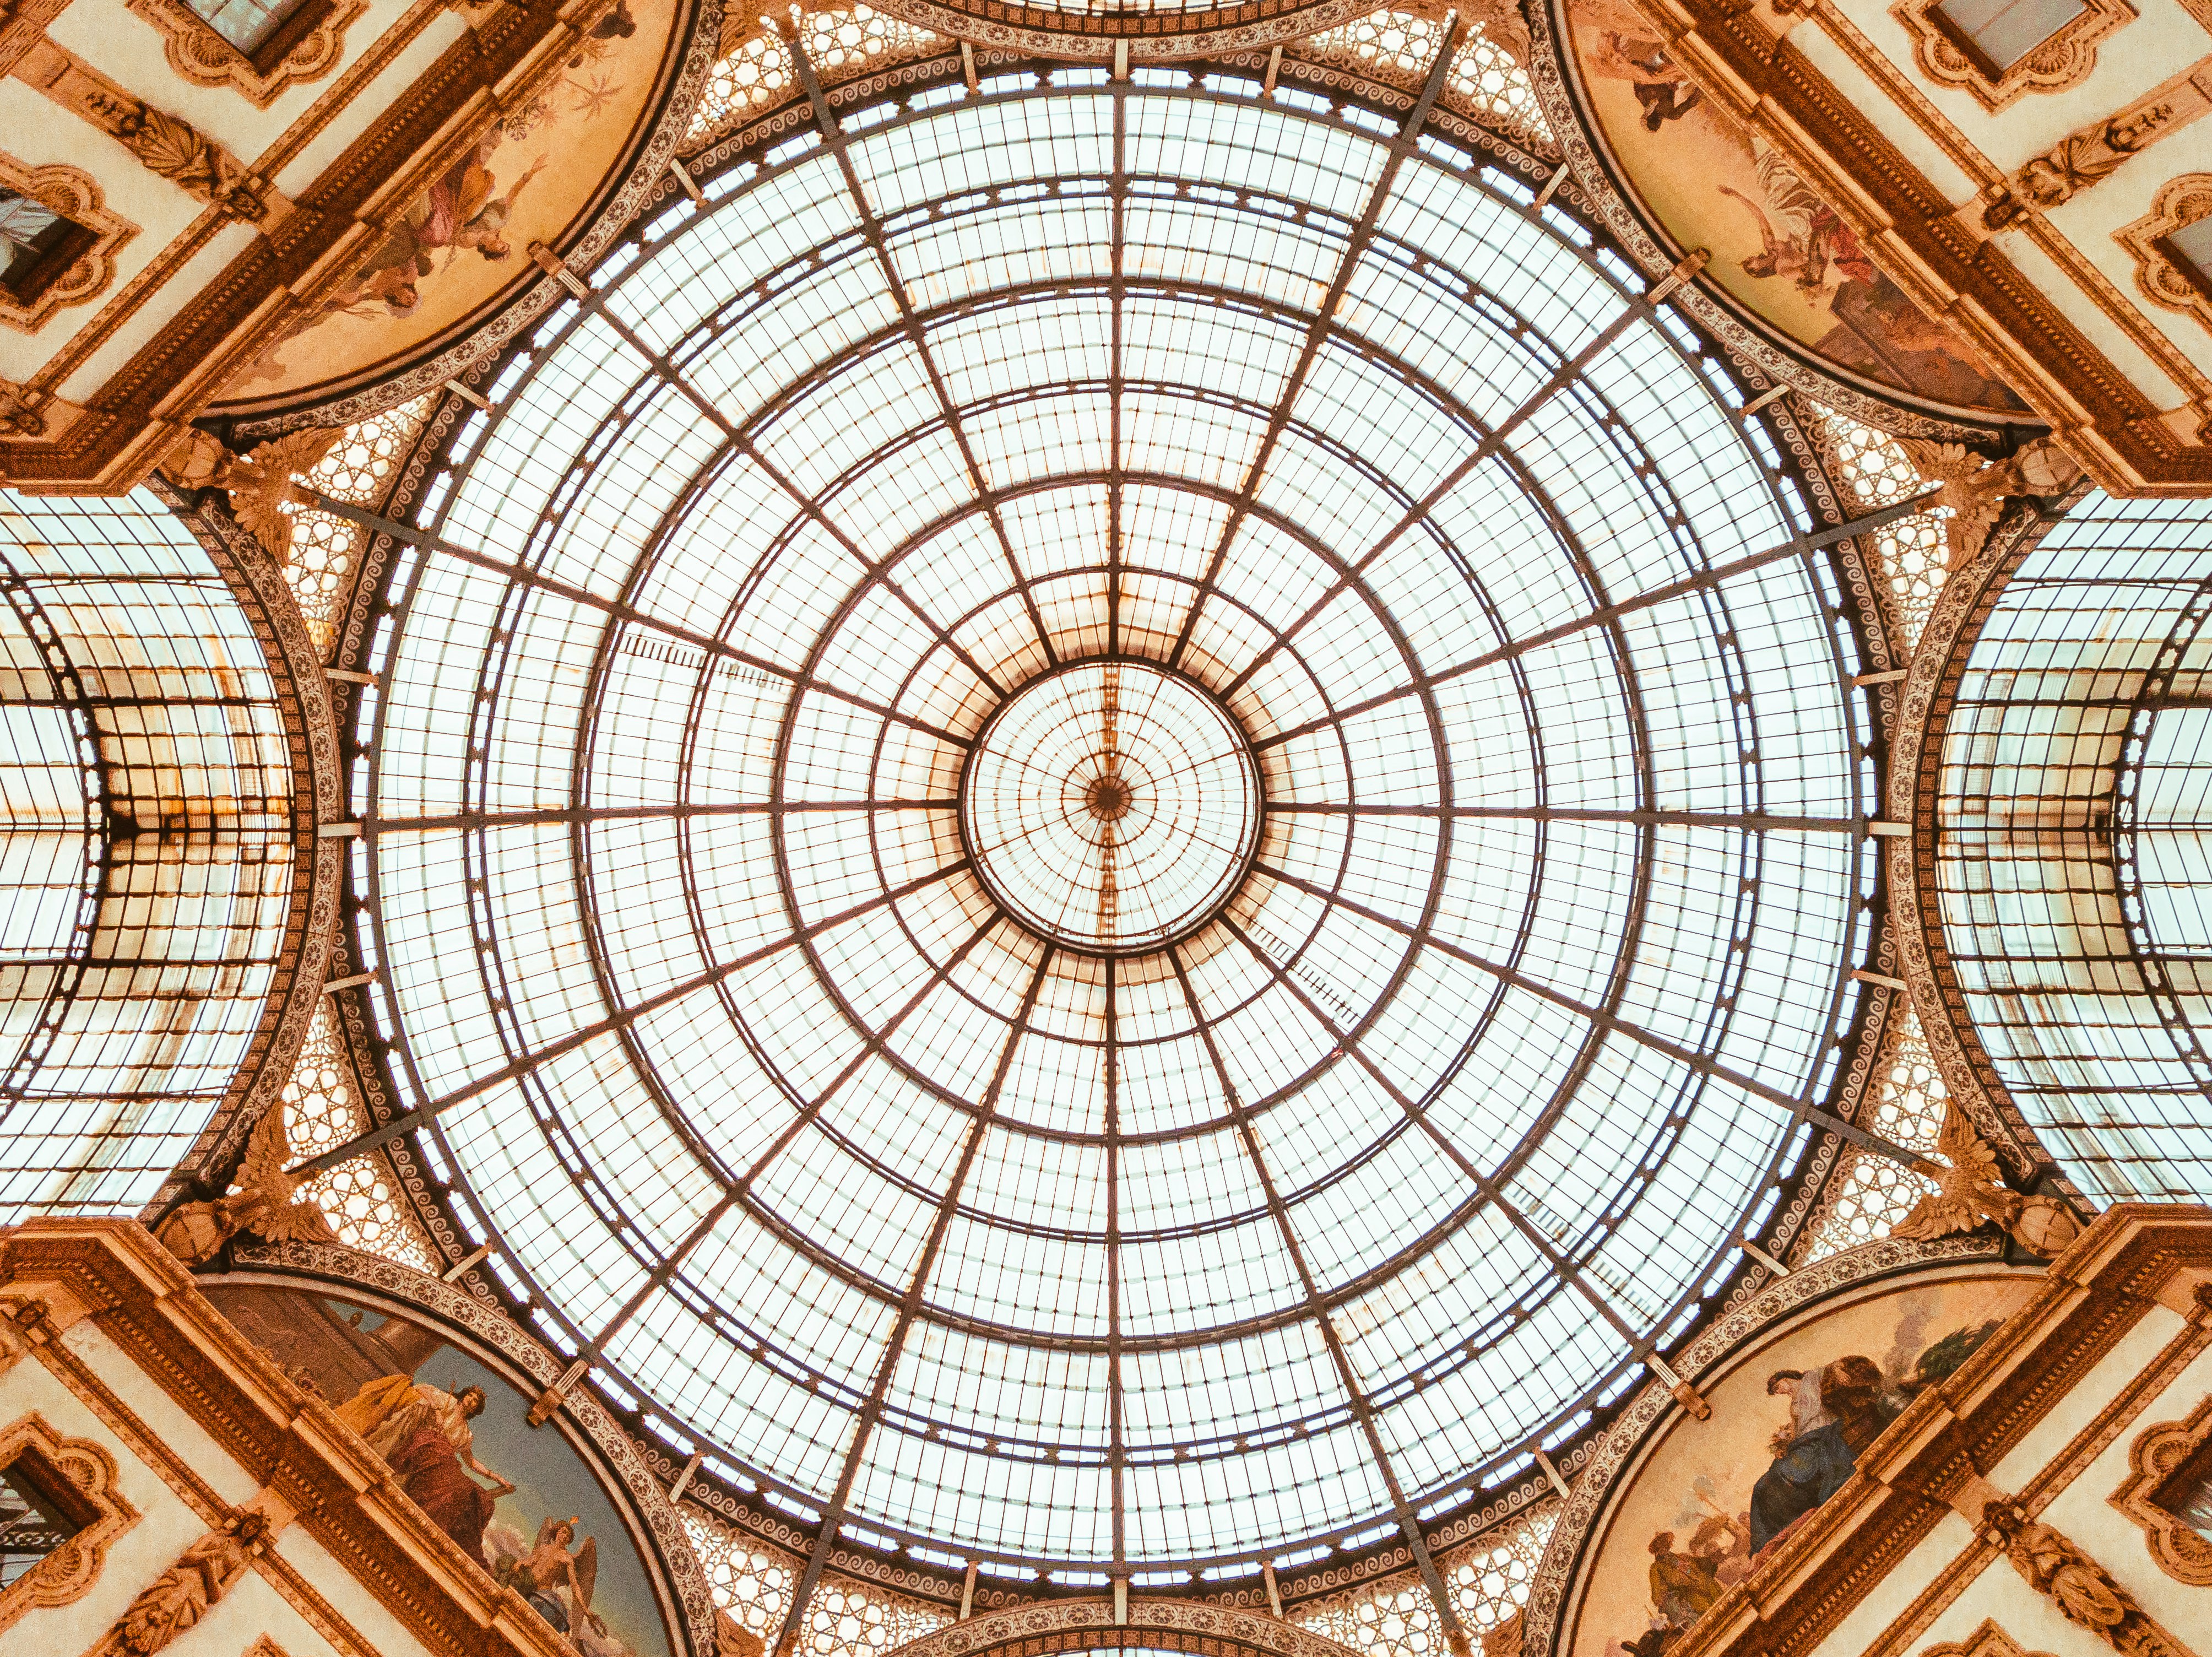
[
  {"xmin": 0, "ymin": 1411, "xmax": 139, "ymax": 1637},
  {"xmin": 126, "ymin": 0, "xmax": 368, "ymax": 108},
  {"xmin": 1890, "ymin": 0, "xmax": 2134, "ymax": 112},
  {"xmin": 856, "ymin": 0, "xmax": 1377, "ymax": 61},
  {"xmin": 219, "ymin": 1239, "xmax": 720, "ymax": 1657},
  {"xmin": 1917, "ymin": 1620, "xmax": 2054, "ymax": 1657},
  {"xmin": 1519, "ymin": 1236, "xmax": 2007, "ymax": 1657},
  {"xmin": 0, "ymin": 155, "xmax": 134, "ymax": 334},
  {"xmin": 2109, "ymin": 1388, "xmax": 2212, "ymax": 1586},
  {"xmin": 882, "ymin": 1596, "xmax": 1369, "ymax": 1657},
  {"xmin": 2118, "ymin": 174, "xmax": 2212, "ymax": 335}
]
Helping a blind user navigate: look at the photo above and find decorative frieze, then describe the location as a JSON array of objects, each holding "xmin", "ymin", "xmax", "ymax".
[
  {"xmin": 1890, "ymin": 0, "xmax": 2136, "ymax": 111},
  {"xmin": 0, "ymin": 154, "xmax": 133, "ymax": 331},
  {"xmin": 2110, "ymin": 1388, "xmax": 2212, "ymax": 1586},
  {"xmin": 1984, "ymin": 61, "xmax": 2212, "ymax": 227}
]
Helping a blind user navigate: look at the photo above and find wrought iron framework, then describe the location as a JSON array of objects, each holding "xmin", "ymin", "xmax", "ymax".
[
  {"xmin": 1940, "ymin": 493, "xmax": 2212, "ymax": 1203},
  {"xmin": 0, "ymin": 490, "xmax": 296, "ymax": 1221},
  {"xmin": 339, "ymin": 33, "xmax": 1889, "ymax": 1628}
]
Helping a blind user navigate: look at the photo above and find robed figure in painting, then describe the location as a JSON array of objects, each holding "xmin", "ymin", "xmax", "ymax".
[
  {"xmin": 1747, "ymin": 1356, "xmax": 1889, "ymax": 1554},
  {"xmin": 338, "ymin": 1377, "xmax": 514, "ymax": 1563}
]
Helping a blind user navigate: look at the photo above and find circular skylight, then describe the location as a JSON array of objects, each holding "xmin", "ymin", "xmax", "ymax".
[
  {"xmin": 360, "ymin": 73, "xmax": 1874, "ymax": 1573},
  {"xmin": 962, "ymin": 663, "xmax": 1260, "ymax": 952}
]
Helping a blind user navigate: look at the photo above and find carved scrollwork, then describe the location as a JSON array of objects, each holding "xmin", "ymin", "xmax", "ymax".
[
  {"xmin": 0, "ymin": 1412, "xmax": 140, "ymax": 1637},
  {"xmin": 1978, "ymin": 1502, "xmax": 2195, "ymax": 1656},
  {"xmin": 1890, "ymin": 0, "xmax": 2135, "ymax": 112},
  {"xmin": 126, "ymin": 0, "xmax": 367, "ymax": 109},
  {"xmin": 1917, "ymin": 1618, "xmax": 2055, "ymax": 1657},
  {"xmin": 96, "ymin": 1511, "xmax": 268, "ymax": 1657},
  {"xmin": 2118, "ymin": 174, "xmax": 2212, "ymax": 337},
  {"xmin": 2110, "ymin": 1392, "xmax": 2212, "ymax": 1586},
  {"xmin": 0, "ymin": 155, "xmax": 134, "ymax": 333}
]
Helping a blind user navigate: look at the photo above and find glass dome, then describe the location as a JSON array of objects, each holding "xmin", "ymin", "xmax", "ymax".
[{"xmin": 357, "ymin": 71, "xmax": 1875, "ymax": 1573}]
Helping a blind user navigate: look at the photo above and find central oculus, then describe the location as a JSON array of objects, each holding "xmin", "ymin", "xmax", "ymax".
[{"xmin": 960, "ymin": 661, "xmax": 1264, "ymax": 954}]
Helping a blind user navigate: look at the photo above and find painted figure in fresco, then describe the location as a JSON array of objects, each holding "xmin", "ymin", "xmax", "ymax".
[
  {"xmin": 1747, "ymin": 1355, "xmax": 1893, "ymax": 1555},
  {"xmin": 1583, "ymin": 28, "xmax": 1703, "ymax": 131},
  {"xmin": 1687, "ymin": 1512, "xmax": 1750, "ymax": 1591},
  {"xmin": 328, "ymin": 139, "xmax": 548, "ymax": 322},
  {"xmin": 503, "ymin": 1516, "xmax": 606, "ymax": 1638},
  {"xmin": 571, "ymin": 0, "xmax": 636, "ymax": 63},
  {"xmin": 1646, "ymin": 1531, "xmax": 1723, "ymax": 1627},
  {"xmin": 1718, "ymin": 141, "xmax": 1877, "ymax": 301},
  {"xmin": 338, "ymin": 1376, "xmax": 514, "ymax": 1563},
  {"xmin": 1764, "ymin": 1367, "xmax": 1831, "ymax": 1453}
]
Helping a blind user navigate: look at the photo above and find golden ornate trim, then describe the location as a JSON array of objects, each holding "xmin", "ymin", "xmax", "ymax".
[
  {"xmin": 2110, "ymin": 1391, "xmax": 2212, "ymax": 1585},
  {"xmin": 2119, "ymin": 174, "xmax": 2212, "ymax": 335},
  {"xmin": 0, "ymin": 155, "xmax": 133, "ymax": 333},
  {"xmin": 1890, "ymin": 0, "xmax": 2136, "ymax": 111},
  {"xmin": 124, "ymin": 0, "xmax": 366, "ymax": 110},
  {"xmin": 0, "ymin": 1411, "xmax": 140, "ymax": 1638},
  {"xmin": 1918, "ymin": 1619, "xmax": 2054, "ymax": 1657}
]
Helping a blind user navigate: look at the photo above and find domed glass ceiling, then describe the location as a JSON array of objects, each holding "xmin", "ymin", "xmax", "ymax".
[{"xmin": 358, "ymin": 68, "xmax": 1874, "ymax": 1573}]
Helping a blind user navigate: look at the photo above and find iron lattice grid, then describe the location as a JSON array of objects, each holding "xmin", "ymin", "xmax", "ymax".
[
  {"xmin": 346, "ymin": 60, "xmax": 1884, "ymax": 1591},
  {"xmin": 0, "ymin": 491, "xmax": 294, "ymax": 1222},
  {"xmin": 1940, "ymin": 494, "xmax": 2212, "ymax": 1204}
]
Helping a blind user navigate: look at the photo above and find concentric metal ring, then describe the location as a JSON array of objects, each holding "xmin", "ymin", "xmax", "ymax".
[{"xmin": 961, "ymin": 662, "xmax": 1262, "ymax": 954}]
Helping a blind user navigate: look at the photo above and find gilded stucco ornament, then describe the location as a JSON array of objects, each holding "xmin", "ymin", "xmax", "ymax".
[
  {"xmin": 0, "ymin": 1412, "xmax": 139, "ymax": 1635},
  {"xmin": 155, "ymin": 1101, "xmax": 338, "ymax": 1266},
  {"xmin": 1892, "ymin": 436, "xmax": 2083, "ymax": 565},
  {"xmin": 106, "ymin": 1512, "xmax": 269, "ymax": 1657},
  {"xmin": 1891, "ymin": 1101, "xmax": 2085, "ymax": 1257},
  {"xmin": 161, "ymin": 426, "xmax": 343, "ymax": 561},
  {"xmin": 1978, "ymin": 1502, "xmax": 2192, "ymax": 1656}
]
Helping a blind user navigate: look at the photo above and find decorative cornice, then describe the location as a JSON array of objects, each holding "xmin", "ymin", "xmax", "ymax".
[
  {"xmin": 861, "ymin": 0, "xmax": 1375, "ymax": 59},
  {"xmin": 882, "ymin": 1595, "xmax": 1367, "ymax": 1657}
]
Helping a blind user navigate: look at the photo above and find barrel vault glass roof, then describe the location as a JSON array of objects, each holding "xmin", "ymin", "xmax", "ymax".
[{"xmin": 355, "ymin": 70, "xmax": 1878, "ymax": 1574}]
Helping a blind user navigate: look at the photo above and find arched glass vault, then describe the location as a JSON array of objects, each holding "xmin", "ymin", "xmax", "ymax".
[
  {"xmin": 345, "ymin": 50, "xmax": 1882, "ymax": 1590},
  {"xmin": 0, "ymin": 490, "xmax": 295, "ymax": 1221}
]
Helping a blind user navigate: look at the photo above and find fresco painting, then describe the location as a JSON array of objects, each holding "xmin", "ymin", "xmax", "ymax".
[
  {"xmin": 1568, "ymin": 1270, "xmax": 2040, "ymax": 1657},
  {"xmin": 222, "ymin": 0, "xmax": 676, "ymax": 404},
  {"xmin": 1565, "ymin": 0, "xmax": 2029, "ymax": 415},
  {"xmin": 205, "ymin": 1285, "xmax": 673, "ymax": 1657}
]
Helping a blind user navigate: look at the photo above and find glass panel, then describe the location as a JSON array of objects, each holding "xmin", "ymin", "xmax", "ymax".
[
  {"xmin": 188, "ymin": 0, "xmax": 313, "ymax": 56},
  {"xmin": 363, "ymin": 83, "xmax": 1865, "ymax": 1567}
]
